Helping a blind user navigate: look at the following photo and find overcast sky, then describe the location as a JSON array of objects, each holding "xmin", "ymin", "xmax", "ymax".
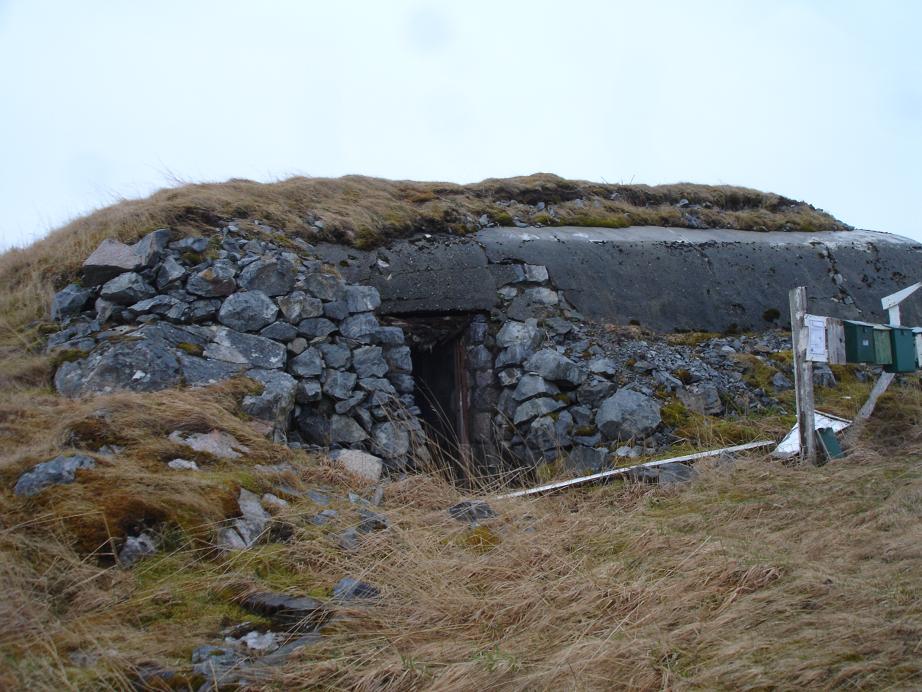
[{"xmin": 1, "ymin": 0, "xmax": 920, "ymax": 249}]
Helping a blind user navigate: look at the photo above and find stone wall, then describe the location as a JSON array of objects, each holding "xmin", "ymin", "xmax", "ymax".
[{"xmin": 48, "ymin": 227, "xmax": 424, "ymax": 470}]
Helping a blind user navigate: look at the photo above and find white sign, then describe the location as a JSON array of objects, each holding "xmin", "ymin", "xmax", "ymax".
[{"xmin": 806, "ymin": 314, "xmax": 828, "ymax": 362}]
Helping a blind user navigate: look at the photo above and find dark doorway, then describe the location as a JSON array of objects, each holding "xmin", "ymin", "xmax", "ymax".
[{"xmin": 387, "ymin": 314, "xmax": 473, "ymax": 476}]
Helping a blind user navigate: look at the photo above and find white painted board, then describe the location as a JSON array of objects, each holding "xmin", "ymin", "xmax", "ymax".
[
  {"xmin": 772, "ymin": 411, "xmax": 851, "ymax": 458},
  {"xmin": 806, "ymin": 314, "xmax": 828, "ymax": 362}
]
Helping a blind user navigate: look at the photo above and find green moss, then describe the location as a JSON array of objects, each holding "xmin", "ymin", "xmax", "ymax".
[
  {"xmin": 49, "ymin": 348, "xmax": 88, "ymax": 367},
  {"xmin": 661, "ymin": 398, "xmax": 690, "ymax": 428},
  {"xmin": 176, "ymin": 342, "xmax": 204, "ymax": 357},
  {"xmin": 180, "ymin": 250, "xmax": 205, "ymax": 265}
]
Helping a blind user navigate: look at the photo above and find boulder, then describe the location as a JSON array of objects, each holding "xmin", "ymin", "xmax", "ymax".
[
  {"xmin": 295, "ymin": 379, "xmax": 322, "ymax": 403},
  {"xmin": 13, "ymin": 454, "xmax": 96, "ymax": 496},
  {"xmin": 577, "ymin": 377, "xmax": 616, "ymax": 407},
  {"xmin": 218, "ymin": 291, "xmax": 278, "ymax": 332},
  {"xmin": 384, "ymin": 345, "xmax": 412, "ymax": 373},
  {"xmin": 495, "ymin": 343, "xmax": 536, "ymax": 368},
  {"xmin": 512, "ymin": 374, "xmax": 560, "ymax": 402},
  {"xmin": 331, "ymin": 449, "xmax": 383, "ymax": 482},
  {"xmin": 51, "ymin": 284, "xmax": 93, "ymax": 321},
  {"xmin": 238, "ymin": 257, "xmax": 297, "ymax": 296},
  {"xmin": 186, "ymin": 260, "xmax": 237, "ymax": 297},
  {"xmin": 156, "ymin": 255, "xmax": 186, "ymax": 289},
  {"xmin": 588, "ymin": 357, "xmax": 619, "ymax": 376},
  {"xmin": 677, "ymin": 383, "xmax": 723, "ymax": 415},
  {"xmin": 512, "ymin": 396, "xmax": 565, "ymax": 426},
  {"xmin": 302, "ymin": 272, "xmax": 346, "ymax": 301},
  {"xmin": 277, "ymin": 291, "xmax": 323, "ymax": 322},
  {"xmin": 597, "ymin": 390, "xmax": 662, "ymax": 441},
  {"xmin": 344, "ymin": 285, "xmax": 381, "ymax": 313},
  {"xmin": 524, "ymin": 349, "xmax": 586, "ymax": 387},
  {"xmin": 54, "ymin": 335, "xmax": 182, "ymax": 396},
  {"xmin": 242, "ymin": 369, "xmax": 297, "ymax": 436},
  {"xmin": 82, "ymin": 230, "xmax": 167, "ymax": 285},
  {"xmin": 322, "ymin": 369, "xmax": 357, "ymax": 400},
  {"xmin": 496, "ymin": 319, "xmax": 542, "ymax": 350},
  {"xmin": 319, "ymin": 342, "xmax": 352, "ymax": 369},
  {"xmin": 259, "ymin": 321, "xmax": 298, "ymax": 342},
  {"xmin": 99, "ymin": 272, "xmax": 156, "ymax": 305},
  {"xmin": 370, "ymin": 421, "xmax": 410, "ymax": 458},
  {"xmin": 340, "ymin": 313, "xmax": 379, "ymax": 341},
  {"xmin": 771, "ymin": 371, "xmax": 793, "ymax": 391},
  {"xmin": 565, "ymin": 446, "xmax": 608, "ymax": 474},
  {"xmin": 297, "ymin": 318, "xmax": 338, "ymax": 339},
  {"xmin": 219, "ymin": 488, "xmax": 271, "ymax": 549},
  {"xmin": 330, "ymin": 415, "xmax": 368, "ymax": 445},
  {"xmin": 353, "ymin": 346, "xmax": 388, "ymax": 378},
  {"xmin": 289, "ymin": 347, "xmax": 324, "ymax": 378},
  {"xmin": 203, "ymin": 328, "xmax": 287, "ymax": 370}
]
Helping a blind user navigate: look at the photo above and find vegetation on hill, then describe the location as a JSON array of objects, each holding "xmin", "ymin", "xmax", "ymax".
[{"xmin": 0, "ymin": 174, "xmax": 847, "ymax": 388}]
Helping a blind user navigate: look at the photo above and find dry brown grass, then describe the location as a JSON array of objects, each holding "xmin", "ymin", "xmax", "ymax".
[{"xmin": 2, "ymin": 376, "xmax": 921, "ymax": 690}]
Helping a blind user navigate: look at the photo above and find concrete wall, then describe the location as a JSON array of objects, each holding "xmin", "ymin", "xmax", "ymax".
[{"xmin": 317, "ymin": 227, "xmax": 922, "ymax": 332}]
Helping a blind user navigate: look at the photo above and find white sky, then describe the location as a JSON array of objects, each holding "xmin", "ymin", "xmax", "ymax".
[{"xmin": 1, "ymin": 0, "xmax": 920, "ymax": 249}]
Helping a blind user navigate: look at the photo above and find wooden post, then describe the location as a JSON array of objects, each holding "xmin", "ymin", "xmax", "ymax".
[{"xmin": 789, "ymin": 287, "xmax": 817, "ymax": 464}]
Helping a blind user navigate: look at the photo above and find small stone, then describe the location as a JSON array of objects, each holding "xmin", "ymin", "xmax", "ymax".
[
  {"xmin": 340, "ymin": 313, "xmax": 380, "ymax": 341},
  {"xmin": 289, "ymin": 347, "xmax": 324, "ymax": 377},
  {"xmin": 118, "ymin": 532, "xmax": 157, "ymax": 567},
  {"xmin": 323, "ymin": 369, "xmax": 358, "ymax": 400},
  {"xmin": 524, "ymin": 349, "xmax": 586, "ymax": 387},
  {"xmin": 277, "ymin": 291, "xmax": 324, "ymax": 323},
  {"xmin": 344, "ymin": 285, "xmax": 381, "ymax": 313},
  {"xmin": 332, "ymin": 577, "xmax": 380, "ymax": 601},
  {"xmin": 259, "ymin": 321, "xmax": 298, "ymax": 342},
  {"xmin": 303, "ymin": 273, "xmax": 346, "ymax": 301},
  {"xmin": 156, "ymin": 256, "xmax": 187, "ymax": 289},
  {"xmin": 596, "ymin": 390, "xmax": 662, "ymax": 442},
  {"xmin": 448, "ymin": 500, "xmax": 496, "ymax": 522},
  {"xmin": 330, "ymin": 415, "xmax": 368, "ymax": 445},
  {"xmin": 288, "ymin": 337, "xmax": 308, "ymax": 355},
  {"xmin": 167, "ymin": 458, "xmax": 199, "ymax": 470},
  {"xmin": 168, "ymin": 429, "xmax": 249, "ymax": 459},
  {"xmin": 357, "ymin": 507, "xmax": 389, "ymax": 532},
  {"xmin": 319, "ymin": 342, "xmax": 352, "ymax": 369},
  {"xmin": 297, "ymin": 317, "xmax": 338, "ymax": 339},
  {"xmin": 13, "ymin": 454, "xmax": 96, "ymax": 497},
  {"xmin": 238, "ymin": 257, "xmax": 297, "ymax": 296},
  {"xmin": 353, "ymin": 346, "xmax": 388, "ymax": 378},
  {"xmin": 295, "ymin": 379, "xmax": 322, "ymax": 403},
  {"xmin": 772, "ymin": 371, "xmax": 793, "ymax": 391},
  {"xmin": 261, "ymin": 493, "xmax": 289, "ymax": 510},
  {"xmin": 512, "ymin": 374, "xmax": 560, "ymax": 401}
]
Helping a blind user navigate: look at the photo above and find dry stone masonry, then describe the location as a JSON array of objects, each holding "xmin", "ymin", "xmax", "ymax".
[{"xmin": 48, "ymin": 227, "xmax": 425, "ymax": 470}]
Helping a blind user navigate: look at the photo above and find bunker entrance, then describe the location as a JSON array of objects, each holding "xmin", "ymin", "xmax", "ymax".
[{"xmin": 389, "ymin": 314, "xmax": 476, "ymax": 477}]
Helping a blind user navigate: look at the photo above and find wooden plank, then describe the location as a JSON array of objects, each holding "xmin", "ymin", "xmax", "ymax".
[
  {"xmin": 494, "ymin": 440, "xmax": 775, "ymax": 499},
  {"xmin": 789, "ymin": 287, "xmax": 817, "ymax": 464},
  {"xmin": 826, "ymin": 318, "xmax": 847, "ymax": 365},
  {"xmin": 805, "ymin": 314, "xmax": 828, "ymax": 362},
  {"xmin": 856, "ymin": 371, "xmax": 895, "ymax": 422}
]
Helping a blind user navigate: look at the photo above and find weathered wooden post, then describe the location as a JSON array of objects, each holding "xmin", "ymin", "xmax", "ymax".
[{"xmin": 789, "ymin": 286, "xmax": 817, "ymax": 464}]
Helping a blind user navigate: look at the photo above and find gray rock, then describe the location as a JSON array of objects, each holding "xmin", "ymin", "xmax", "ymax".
[
  {"xmin": 99, "ymin": 272, "xmax": 156, "ymax": 305},
  {"xmin": 513, "ymin": 396, "xmax": 565, "ymax": 426},
  {"xmin": 54, "ymin": 334, "xmax": 182, "ymax": 396},
  {"xmin": 577, "ymin": 377, "xmax": 616, "ymax": 407},
  {"xmin": 338, "ymin": 528, "xmax": 361, "ymax": 550},
  {"xmin": 512, "ymin": 374, "xmax": 560, "ymax": 401},
  {"xmin": 390, "ymin": 373, "xmax": 415, "ymax": 393},
  {"xmin": 242, "ymin": 369, "xmax": 297, "ymax": 436},
  {"xmin": 340, "ymin": 313, "xmax": 379, "ymax": 341},
  {"xmin": 330, "ymin": 449, "xmax": 383, "ymax": 482},
  {"xmin": 353, "ymin": 346, "xmax": 388, "ymax": 378},
  {"xmin": 323, "ymin": 369, "xmax": 357, "ymax": 400},
  {"xmin": 371, "ymin": 421, "xmax": 410, "ymax": 458},
  {"xmin": 186, "ymin": 260, "xmax": 237, "ymax": 297},
  {"xmin": 771, "ymin": 371, "xmax": 793, "ymax": 391},
  {"xmin": 220, "ymin": 488, "xmax": 271, "ymax": 549},
  {"xmin": 167, "ymin": 458, "xmax": 199, "ymax": 470},
  {"xmin": 310, "ymin": 509, "xmax": 338, "ymax": 525},
  {"xmin": 156, "ymin": 255, "xmax": 186, "ymax": 289},
  {"xmin": 319, "ymin": 342, "xmax": 352, "ymax": 369},
  {"xmin": 384, "ymin": 345, "xmax": 412, "ymax": 373},
  {"xmin": 288, "ymin": 337, "xmax": 308, "ymax": 355},
  {"xmin": 204, "ymin": 328, "xmax": 287, "ymax": 369},
  {"xmin": 371, "ymin": 326, "xmax": 405, "ymax": 345},
  {"xmin": 169, "ymin": 429, "xmax": 249, "ymax": 459},
  {"xmin": 523, "ymin": 287, "xmax": 558, "ymax": 305},
  {"xmin": 344, "ymin": 285, "xmax": 381, "ymax": 313},
  {"xmin": 524, "ymin": 349, "xmax": 586, "ymax": 387},
  {"xmin": 522, "ymin": 264, "xmax": 549, "ymax": 282},
  {"xmin": 813, "ymin": 362, "xmax": 837, "ymax": 388},
  {"xmin": 118, "ymin": 532, "xmax": 157, "ymax": 567},
  {"xmin": 358, "ymin": 377, "xmax": 397, "ymax": 394},
  {"xmin": 335, "ymin": 392, "xmax": 366, "ymax": 414},
  {"xmin": 127, "ymin": 294, "xmax": 181, "ymax": 316},
  {"xmin": 448, "ymin": 500, "xmax": 496, "ymax": 522},
  {"xmin": 303, "ymin": 272, "xmax": 346, "ymax": 301},
  {"xmin": 597, "ymin": 390, "xmax": 662, "ymax": 441},
  {"xmin": 495, "ymin": 343, "xmax": 536, "ymax": 368},
  {"xmin": 545, "ymin": 317, "xmax": 574, "ymax": 335},
  {"xmin": 13, "ymin": 454, "xmax": 96, "ymax": 496},
  {"xmin": 295, "ymin": 379, "xmax": 322, "ymax": 403},
  {"xmin": 170, "ymin": 236, "xmax": 209, "ymax": 253},
  {"xmin": 51, "ymin": 284, "xmax": 93, "ymax": 321},
  {"xmin": 297, "ymin": 410, "xmax": 330, "ymax": 445},
  {"xmin": 332, "ymin": 577, "xmax": 380, "ymax": 601},
  {"xmin": 297, "ymin": 317, "xmax": 338, "ymax": 339},
  {"xmin": 259, "ymin": 320, "xmax": 298, "ymax": 342},
  {"xmin": 289, "ymin": 347, "xmax": 324, "ymax": 377},
  {"xmin": 330, "ymin": 415, "xmax": 368, "ymax": 445},
  {"xmin": 82, "ymin": 232, "xmax": 166, "ymax": 285},
  {"xmin": 218, "ymin": 291, "xmax": 278, "ymax": 332},
  {"xmin": 527, "ymin": 415, "xmax": 565, "ymax": 451},
  {"xmin": 238, "ymin": 257, "xmax": 297, "ymax": 296},
  {"xmin": 357, "ymin": 507, "xmax": 389, "ymax": 532},
  {"xmin": 496, "ymin": 319, "xmax": 542, "ymax": 350},
  {"xmin": 187, "ymin": 298, "xmax": 222, "ymax": 322},
  {"xmin": 323, "ymin": 300, "xmax": 350, "ymax": 321},
  {"xmin": 177, "ymin": 353, "xmax": 247, "ymax": 386},
  {"xmin": 566, "ymin": 446, "xmax": 608, "ymax": 474},
  {"xmin": 468, "ymin": 345, "xmax": 492, "ymax": 370},
  {"xmin": 588, "ymin": 357, "xmax": 619, "ymax": 376},
  {"xmin": 678, "ymin": 383, "xmax": 723, "ymax": 415},
  {"xmin": 239, "ymin": 590, "xmax": 327, "ymax": 628},
  {"xmin": 277, "ymin": 291, "xmax": 323, "ymax": 322}
]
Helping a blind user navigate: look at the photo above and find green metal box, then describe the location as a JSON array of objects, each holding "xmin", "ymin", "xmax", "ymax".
[
  {"xmin": 844, "ymin": 321, "xmax": 875, "ymax": 363},
  {"xmin": 886, "ymin": 327, "xmax": 917, "ymax": 373},
  {"xmin": 873, "ymin": 327, "xmax": 893, "ymax": 365}
]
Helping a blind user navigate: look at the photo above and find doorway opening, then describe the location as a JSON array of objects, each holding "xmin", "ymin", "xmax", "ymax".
[{"xmin": 386, "ymin": 314, "xmax": 474, "ymax": 479}]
